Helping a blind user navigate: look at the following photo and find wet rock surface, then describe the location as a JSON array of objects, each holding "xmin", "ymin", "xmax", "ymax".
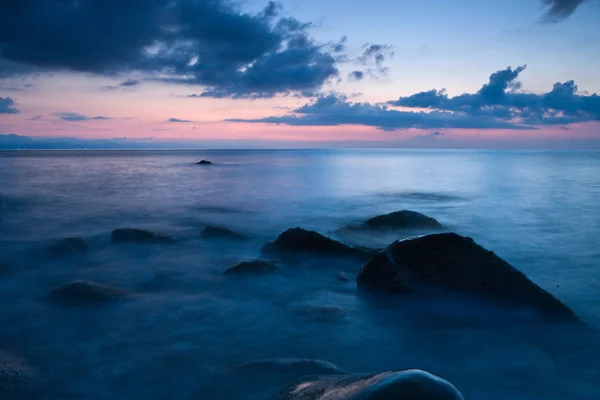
[
  {"xmin": 362, "ymin": 210, "xmax": 442, "ymax": 229},
  {"xmin": 357, "ymin": 233, "xmax": 580, "ymax": 321},
  {"xmin": 111, "ymin": 228, "xmax": 175, "ymax": 244},
  {"xmin": 263, "ymin": 228, "xmax": 370, "ymax": 259},
  {"xmin": 47, "ymin": 237, "xmax": 88, "ymax": 258},
  {"xmin": 0, "ymin": 350, "xmax": 40, "ymax": 400},
  {"xmin": 223, "ymin": 260, "xmax": 278, "ymax": 275},
  {"xmin": 47, "ymin": 280, "xmax": 130, "ymax": 306},
  {"xmin": 201, "ymin": 226, "xmax": 245, "ymax": 241},
  {"xmin": 270, "ymin": 369, "xmax": 465, "ymax": 400}
]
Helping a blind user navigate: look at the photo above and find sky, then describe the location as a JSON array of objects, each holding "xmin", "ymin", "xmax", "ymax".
[{"xmin": 1, "ymin": 0, "xmax": 599, "ymax": 149}]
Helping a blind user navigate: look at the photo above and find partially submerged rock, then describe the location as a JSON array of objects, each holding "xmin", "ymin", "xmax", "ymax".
[
  {"xmin": 357, "ymin": 233, "xmax": 580, "ymax": 321},
  {"xmin": 263, "ymin": 228, "xmax": 368, "ymax": 259},
  {"xmin": 290, "ymin": 304, "xmax": 346, "ymax": 322},
  {"xmin": 196, "ymin": 160, "xmax": 213, "ymax": 165},
  {"xmin": 362, "ymin": 210, "xmax": 442, "ymax": 229},
  {"xmin": 223, "ymin": 260, "xmax": 277, "ymax": 275},
  {"xmin": 0, "ymin": 350, "xmax": 40, "ymax": 400},
  {"xmin": 47, "ymin": 237, "xmax": 88, "ymax": 258},
  {"xmin": 110, "ymin": 228, "xmax": 174, "ymax": 244},
  {"xmin": 47, "ymin": 280, "xmax": 130, "ymax": 306},
  {"xmin": 201, "ymin": 226, "xmax": 245, "ymax": 241},
  {"xmin": 234, "ymin": 358, "xmax": 345, "ymax": 377},
  {"xmin": 271, "ymin": 369, "xmax": 464, "ymax": 400}
]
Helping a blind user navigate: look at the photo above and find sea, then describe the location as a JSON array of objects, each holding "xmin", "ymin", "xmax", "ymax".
[{"xmin": 1, "ymin": 149, "xmax": 599, "ymax": 399}]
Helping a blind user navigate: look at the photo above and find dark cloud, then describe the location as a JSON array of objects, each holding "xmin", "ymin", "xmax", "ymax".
[
  {"xmin": 54, "ymin": 112, "xmax": 109, "ymax": 121},
  {"xmin": 542, "ymin": 0, "xmax": 588, "ymax": 22},
  {"xmin": 102, "ymin": 79, "xmax": 141, "ymax": 90},
  {"xmin": 0, "ymin": 0, "xmax": 341, "ymax": 99},
  {"xmin": 227, "ymin": 94, "xmax": 534, "ymax": 130},
  {"xmin": 389, "ymin": 66, "xmax": 600, "ymax": 125},
  {"xmin": 29, "ymin": 114, "xmax": 43, "ymax": 120},
  {"xmin": 0, "ymin": 97, "xmax": 19, "ymax": 113},
  {"xmin": 358, "ymin": 43, "xmax": 394, "ymax": 76},
  {"xmin": 348, "ymin": 71, "xmax": 364, "ymax": 81},
  {"xmin": 168, "ymin": 118, "xmax": 192, "ymax": 123}
]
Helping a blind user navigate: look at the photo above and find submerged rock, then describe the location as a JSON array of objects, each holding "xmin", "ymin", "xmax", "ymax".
[
  {"xmin": 223, "ymin": 260, "xmax": 277, "ymax": 275},
  {"xmin": 47, "ymin": 237, "xmax": 88, "ymax": 258},
  {"xmin": 0, "ymin": 350, "xmax": 40, "ymax": 400},
  {"xmin": 196, "ymin": 160, "xmax": 213, "ymax": 165},
  {"xmin": 357, "ymin": 233, "xmax": 580, "ymax": 321},
  {"xmin": 263, "ymin": 228, "xmax": 368, "ymax": 259},
  {"xmin": 47, "ymin": 280, "xmax": 130, "ymax": 306},
  {"xmin": 290, "ymin": 304, "xmax": 346, "ymax": 322},
  {"xmin": 271, "ymin": 369, "xmax": 464, "ymax": 400},
  {"xmin": 234, "ymin": 358, "xmax": 345, "ymax": 377},
  {"xmin": 201, "ymin": 226, "xmax": 245, "ymax": 241},
  {"xmin": 362, "ymin": 210, "xmax": 442, "ymax": 229},
  {"xmin": 111, "ymin": 228, "xmax": 175, "ymax": 244}
]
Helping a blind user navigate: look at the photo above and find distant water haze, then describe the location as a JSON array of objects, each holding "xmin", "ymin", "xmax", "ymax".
[{"xmin": 1, "ymin": 149, "xmax": 599, "ymax": 399}]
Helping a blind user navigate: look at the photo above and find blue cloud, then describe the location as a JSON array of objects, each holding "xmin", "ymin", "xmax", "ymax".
[
  {"xmin": 542, "ymin": 0, "xmax": 587, "ymax": 22},
  {"xmin": 0, "ymin": 97, "xmax": 19, "ymax": 114},
  {"xmin": 227, "ymin": 94, "xmax": 535, "ymax": 130},
  {"xmin": 0, "ymin": 0, "xmax": 343, "ymax": 99},
  {"xmin": 348, "ymin": 71, "xmax": 365, "ymax": 81},
  {"xmin": 389, "ymin": 66, "xmax": 600, "ymax": 125},
  {"xmin": 54, "ymin": 112, "xmax": 110, "ymax": 121},
  {"xmin": 167, "ymin": 118, "xmax": 192, "ymax": 123}
]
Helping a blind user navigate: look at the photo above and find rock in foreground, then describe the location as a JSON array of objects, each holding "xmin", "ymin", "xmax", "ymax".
[
  {"xmin": 362, "ymin": 210, "xmax": 442, "ymax": 229},
  {"xmin": 0, "ymin": 350, "xmax": 40, "ymax": 400},
  {"xmin": 196, "ymin": 160, "xmax": 213, "ymax": 165},
  {"xmin": 111, "ymin": 228, "xmax": 174, "ymax": 244},
  {"xmin": 201, "ymin": 226, "xmax": 245, "ymax": 241},
  {"xmin": 47, "ymin": 280, "xmax": 129, "ymax": 306},
  {"xmin": 263, "ymin": 228, "xmax": 368, "ymax": 259},
  {"xmin": 47, "ymin": 237, "xmax": 88, "ymax": 258},
  {"xmin": 223, "ymin": 260, "xmax": 277, "ymax": 275},
  {"xmin": 271, "ymin": 369, "xmax": 464, "ymax": 400},
  {"xmin": 234, "ymin": 358, "xmax": 345, "ymax": 377},
  {"xmin": 357, "ymin": 233, "xmax": 579, "ymax": 321}
]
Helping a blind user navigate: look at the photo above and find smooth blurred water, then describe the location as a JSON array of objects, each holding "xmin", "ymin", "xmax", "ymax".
[{"xmin": 1, "ymin": 149, "xmax": 600, "ymax": 399}]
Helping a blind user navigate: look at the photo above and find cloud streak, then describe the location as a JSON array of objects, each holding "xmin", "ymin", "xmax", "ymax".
[
  {"xmin": 541, "ymin": 0, "xmax": 588, "ymax": 22},
  {"xmin": 0, "ymin": 97, "xmax": 19, "ymax": 114},
  {"xmin": 167, "ymin": 118, "xmax": 193, "ymax": 123},
  {"xmin": 54, "ymin": 113, "xmax": 110, "ymax": 121}
]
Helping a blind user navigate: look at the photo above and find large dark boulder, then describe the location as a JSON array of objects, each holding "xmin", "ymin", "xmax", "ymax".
[
  {"xmin": 263, "ymin": 228, "xmax": 369, "ymax": 259},
  {"xmin": 196, "ymin": 160, "xmax": 213, "ymax": 165},
  {"xmin": 0, "ymin": 350, "xmax": 40, "ymax": 400},
  {"xmin": 223, "ymin": 260, "xmax": 277, "ymax": 275},
  {"xmin": 47, "ymin": 280, "xmax": 130, "ymax": 306},
  {"xmin": 47, "ymin": 237, "xmax": 88, "ymax": 258},
  {"xmin": 110, "ymin": 228, "xmax": 174, "ymax": 244},
  {"xmin": 357, "ymin": 233, "xmax": 580, "ymax": 321},
  {"xmin": 201, "ymin": 226, "xmax": 245, "ymax": 241},
  {"xmin": 271, "ymin": 369, "xmax": 464, "ymax": 400},
  {"xmin": 362, "ymin": 210, "xmax": 442, "ymax": 229}
]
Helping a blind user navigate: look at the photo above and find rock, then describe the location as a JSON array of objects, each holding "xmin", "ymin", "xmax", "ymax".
[
  {"xmin": 263, "ymin": 228, "xmax": 368, "ymax": 259},
  {"xmin": 200, "ymin": 226, "xmax": 245, "ymax": 241},
  {"xmin": 223, "ymin": 260, "xmax": 277, "ymax": 275},
  {"xmin": 362, "ymin": 210, "xmax": 442, "ymax": 229},
  {"xmin": 357, "ymin": 233, "xmax": 580, "ymax": 321},
  {"xmin": 290, "ymin": 304, "xmax": 346, "ymax": 322},
  {"xmin": 234, "ymin": 358, "xmax": 345, "ymax": 377},
  {"xmin": 110, "ymin": 228, "xmax": 175, "ymax": 244},
  {"xmin": 46, "ymin": 237, "xmax": 88, "ymax": 258},
  {"xmin": 271, "ymin": 369, "xmax": 464, "ymax": 400},
  {"xmin": 47, "ymin": 280, "xmax": 130, "ymax": 306},
  {"xmin": 196, "ymin": 160, "xmax": 213, "ymax": 165},
  {"xmin": 0, "ymin": 350, "xmax": 40, "ymax": 400}
]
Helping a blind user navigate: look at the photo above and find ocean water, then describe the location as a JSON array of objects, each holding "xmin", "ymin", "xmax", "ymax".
[{"xmin": 1, "ymin": 149, "xmax": 599, "ymax": 399}]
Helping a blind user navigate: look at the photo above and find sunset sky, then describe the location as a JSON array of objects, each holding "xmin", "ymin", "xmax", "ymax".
[{"xmin": 1, "ymin": 0, "xmax": 599, "ymax": 148}]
